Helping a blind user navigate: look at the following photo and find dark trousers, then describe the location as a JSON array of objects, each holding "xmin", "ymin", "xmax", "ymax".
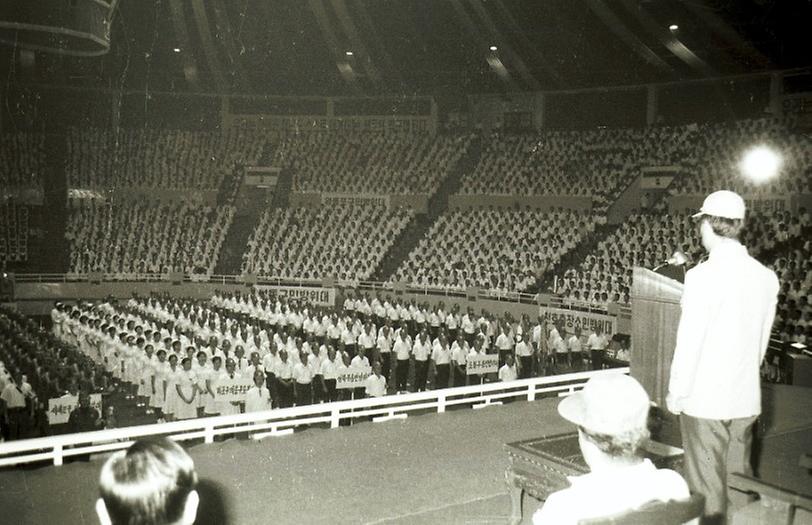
[
  {"xmin": 680, "ymin": 414, "xmax": 757, "ymax": 522},
  {"xmin": 396, "ymin": 359, "xmax": 409, "ymax": 391},
  {"xmin": 453, "ymin": 365, "xmax": 466, "ymax": 387},
  {"xmin": 414, "ymin": 360, "xmax": 428, "ymax": 391},
  {"xmin": 4, "ymin": 408, "xmax": 27, "ymax": 440},
  {"xmin": 276, "ymin": 380, "xmax": 294, "ymax": 408},
  {"xmin": 344, "ymin": 343, "xmax": 356, "ymax": 358},
  {"xmin": 590, "ymin": 350, "xmax": 604, "ymax": 370},
  {"xmin": 498, "ymin": 349, "xmax": 511, "ymax": 368},
  {"xmin": 434, "ymin": 364, "xmax": 450, "ymax": 389},
  {"xmin": 380, "ymin": 352, "xmax": 391, "ymax": 379},
  {"xmin": 320, "ymin": 377, "xmax": 338, "ymax": 403},
  {"xmin": 519, "ymin": 355, "xmax": 533, "ymax": 379},
  {"xmin": 265, "ymin": 372, "xmax": 277, "ymax": 405},
  {"xmin": 295, "ymin": 383, "xmax": 313, "ymax": 406}
]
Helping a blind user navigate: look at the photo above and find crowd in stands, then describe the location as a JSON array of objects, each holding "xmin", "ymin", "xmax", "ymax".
[
  {"xmin": 0, "ymin": 203, "xmax": 29, "ymax": 263},
  {"xmin": 672, "ymin": 118, "xmax": 812, "ymax": 196},
  {"xmin": 459, "ymin": 126, "xmax": 694, "ymax": 213},
  {"xmin": 395, "ymin": 209, "xmax": 602, "ymax": 293},
  {"xmin": 65, "ymin": 200, "xmax": 233, "ymax": 276},
  {"xmin": 0, "ymin": 132, "xmax": 44, "ymax": 190},
  {"xmin": 241, "ymin": 203, "xmax": 413, "ymax": 281},
  {"xmin": 66, "ymin": 128, "xmax": 265, "ymax": 190},
  {"xmin": 556, "ymin": 208, "xmax": 811, "ymax": 312},
  {"xmin": 768, "ymin": 216, "xmax": 812, "ymax": 346},
  {"xmin": 269, "ymin": 132, "xmax": 472, "ymax": 194}
]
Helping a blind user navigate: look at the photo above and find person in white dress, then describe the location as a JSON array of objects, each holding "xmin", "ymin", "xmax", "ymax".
[
  {"xmin": 244, "ymin": 370, "xmax": 272, "ymax": 413},
  {"xmin": 163, "ymin": 354, "xmax": 181, "ymax": 421},
  {"xmin": 150, "ymin": 350, "xmax": 168, "ymax": 420},
  {"xmin": 174, "ymin": 358, "xmax": 198, "ymax": 421},
  {"xmin": 203, "ymin": 356, "xmax": 223, "ymax": 416}
]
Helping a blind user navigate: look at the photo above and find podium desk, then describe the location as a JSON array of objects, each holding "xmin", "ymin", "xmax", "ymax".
[{"xmin": 504, "ymin": 432, "xmax": 683, "ymax": 525}]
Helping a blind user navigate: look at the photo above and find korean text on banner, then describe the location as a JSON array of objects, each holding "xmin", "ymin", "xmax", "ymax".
[
  {"xmin": 47, "ymin": 393, "xmax": 103, "ymax": 425},
  {"xmin": 541, "ymin": 307, "xmax": 617, "ymax": 335},
  {"xmin": 214, "ymin": 378, "xmax": 254, "ymax": 403},
  {"xmin": 336, "ymin": 366, "xmax": 372, "ymax": 390},
  {"xmin": 466, "ymin": 354, "xmax": 499, "ymax": 375}
]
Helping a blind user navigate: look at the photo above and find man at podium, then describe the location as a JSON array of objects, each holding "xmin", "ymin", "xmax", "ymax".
[{"xmin": 666, "ymin": 190, "xmax": 779, "ymax": 524}]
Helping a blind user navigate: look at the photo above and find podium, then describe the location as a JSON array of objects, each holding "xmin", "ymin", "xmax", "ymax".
[{"xmin": 631, "ymin": 267, "xmax": 684, "ymax": 447}]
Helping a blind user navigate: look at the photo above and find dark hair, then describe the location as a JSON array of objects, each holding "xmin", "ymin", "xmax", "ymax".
[
  {"xmin": 705, "ymin": 215, "xmax": 744, "ymax": 239},
  {"xmin": 578, "ymin": 425, "xmax": 650, "ymax": 460},
  {"xmin": 98, "ymin": 438, "xmax": 197, "ymax": 525}
]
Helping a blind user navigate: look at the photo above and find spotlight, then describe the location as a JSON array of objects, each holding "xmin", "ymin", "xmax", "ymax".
[
  {"xmin": 173, "ymin": 47, "xmax": 181, "ymax": 53},
  {"xmin": 740, "ymin": 145, "xmax": 782, "ymax": 184},
  {"xmin": 489, "ymin": 45, "xmax": 498, "ymax": 51},
  {"xmin": 345, "ymin": 51, "xmax": 353, "ymax": 56},
  {"xmin": 668, "ymin": 24, "xmax": 679, "ymax": 32}
]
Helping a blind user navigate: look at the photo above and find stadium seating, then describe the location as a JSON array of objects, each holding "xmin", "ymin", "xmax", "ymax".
[
  {"xmin": 0, "ymin": 203, "xmax": 29, "ymax": 263},
  {"xmin": 0, "ymin": 133, "xmax": 45, "ymax": 190},
  {"xmin": 269, "ymin": 132, "xmax": 472, "ymax": 194},
  {"xmin": 395, "ymin": 208, "xmax": 602, "ymax": 292},
  {"xmin": 66, "ymin": 128, "xmax": 265, "ymax": 190},
  {"xmin": 242, "ymin": 203, "xmax": 413, "ymax": 281},
  {"xmin": 65, "ymin": 201, "xmax": 233, "ymax": 276}
]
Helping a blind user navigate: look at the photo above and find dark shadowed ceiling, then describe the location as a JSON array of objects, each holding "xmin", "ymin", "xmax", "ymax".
[{"xmin": 1, "ymin": 0, "xmax": 810, "ymax": 97}]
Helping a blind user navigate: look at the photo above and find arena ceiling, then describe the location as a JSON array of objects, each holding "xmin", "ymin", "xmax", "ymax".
[{"xmin": 1, "ymin": 0, "xmax": 810, "ymax": 97}]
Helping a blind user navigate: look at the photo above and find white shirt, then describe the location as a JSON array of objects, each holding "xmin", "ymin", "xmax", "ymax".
[
  {"xmin": 293, "ymin": 362, "xmax": 314, "ymax": 384},
  {"xmin": 499, "ymin": 364, "xmax": 518, "ymax": 382},
  {"xmin": 364, "ymin": 373, "xmax": 387, "ymax": 397},
  {"xmin": 587, "ymin": 332, "xmax": 609, "ymax": 350},
  {"xmin": 533, "ymin": 459, "xmax": 691, "ymax": 525},
  {"xmin": 669, "ymin": 241, "xmax": 779, "ymax": 419},
  {"xmin": 244, "ymin": 386, "xmax": 272, "ymax": 412},
  {"xmin": 351, "ymin": 355, "xmax": 370, "ymax": 368}
]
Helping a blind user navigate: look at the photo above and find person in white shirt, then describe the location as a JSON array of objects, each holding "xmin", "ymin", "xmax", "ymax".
[
  {"xmin": 567, "ymin": 328, "xmax": 584, "ymax": 371},
  {"xmin": 293, "ymin": 352, "xmax": 314, "ymax": 406},
  {"xmin": 666, "ymin": 191, "xmax": 779, "ymax": 522},
  {"xmin": 495, "ymin": 326, "xmax": 515, "ymax": 368},
  {"xmin": 451, "ymin": 335, "xmax": 468, "ymax": 387},
  {"xmin": 431, "ymin": 334, "xmax": 452, "ymax": 389},
  {"xmin": 274, "ymin": 351, "xmax": 294, "ymax": 408},
  {"xmin": 533, "ymin": 374, "xmax": 691, "ymax": 525},
  {"xmin": 393, "ymin": 329, "xmax": 412, "ymax": 393},
  {"xmin": 514, "ymin": 335, "xmax": 533, "ymax": 379},
  {"xmin": 376, "ymin": 325, "xmax": 393, "ymax": 381},
  {"xmin": 244, "ymin": 370, "xmax": 272, "ymax": 413},
  {"xmin": 318, "ymin": 347, "xmax": 341, "ymax": 403},
  {"xmin": 364, "ymin": 361, "xmax": 387, "ymax": 399},
  {"xmin": 587, "ymin": 326, "xmax": 609, "ymax": 370},
  {"xmin": 498, "ymin": 353, "xmax": 518, "ymax": 383},
  {"xmin": 412, "ymin": 331, "xmax": 432, "ymax": 391}
]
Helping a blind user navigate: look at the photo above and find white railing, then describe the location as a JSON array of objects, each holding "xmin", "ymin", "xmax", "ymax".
[{"xmin": 0, "ymin": 368, "xmax": 627, "ymax": 468}]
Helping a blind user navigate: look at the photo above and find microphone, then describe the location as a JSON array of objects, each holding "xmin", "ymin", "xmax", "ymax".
[{"xmin": 653, "ymin": 251, "xmax": 691, "ymax": 272}]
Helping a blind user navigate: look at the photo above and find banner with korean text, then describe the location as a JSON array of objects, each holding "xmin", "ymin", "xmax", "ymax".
[
  {"xmin": 321, "ymin": 193, "xmax": 390, "ymax": 208},
  {"xmin": 214, "ymin": 378, "xmax": 254, "ymax": 402},
  {"xmin": 47, "ymin": 393, "xmax": 103, "ymax": 425},
  {"xmin": 336, "ymin": 365, "xmax": 372, "ymax": 390},
  {"xmin": 540, "ymin": 307, "xmax": 617, "ymax": 336},
  {"xmin": 255, "ymin": 285, "xmax": 336, "ymax": 307},
  {"xmin": 466, "ymin": 354, "xmax": 499, "ymax": 375}
]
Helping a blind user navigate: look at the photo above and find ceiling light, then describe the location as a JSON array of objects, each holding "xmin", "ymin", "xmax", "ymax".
[
  {"xmin": 173, "ymin": 47, "xmax": 181, "ymax": 53},
  {"xmin": 489, "ymin": 45, "xmax": 498, "ymax": 51},
  {"xmin": 345, "ymin": 51, "xmax": 353, "ymax": 56},
  {"xmin": 668, "ymin": 24, "xmax": 679, "ymax": 32}
]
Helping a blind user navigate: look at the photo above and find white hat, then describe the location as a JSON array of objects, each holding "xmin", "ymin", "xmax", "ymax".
[
  {"xmin": 692, "ymin": 190, "xmax": 746, "ymax": 220},
  {"xmin": 558, "ymin": 374, "xmax": 650, "ymax": 435}
]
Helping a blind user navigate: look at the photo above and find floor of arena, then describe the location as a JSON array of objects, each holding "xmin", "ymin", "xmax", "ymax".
[{"xmin": 1, "ymin": 391, "xmax": 810, "ymax": 525}]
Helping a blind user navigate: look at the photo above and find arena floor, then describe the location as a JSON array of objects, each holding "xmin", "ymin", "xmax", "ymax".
[{"xmin": 1, "ymin": 392, "xmax": 810, "ymax": 525}]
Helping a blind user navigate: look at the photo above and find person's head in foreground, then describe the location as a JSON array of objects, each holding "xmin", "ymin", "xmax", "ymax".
[
  {"xmin": 560, "ymin": 373, "xmax": 650, "ymax": 469},
  {"xmin": 96, "ymin": 437, "xmax": 199, "ymax": 525},
  {"xmin": 692, "ymin": 190, "xmax": 745, "ymax": 252},
  {"xmin": 533, "ymin": 374, "xmax": 691, "ymax": 525}
]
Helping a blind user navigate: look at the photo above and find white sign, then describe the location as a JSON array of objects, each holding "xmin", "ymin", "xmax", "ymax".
[
  {"xmin": 336, "ymin": 366, "xmax": 371, "ymax": 389},
  {"xmin": 214, "ymin": 378, "xmax": 254, "ymax": 403},
  {"xmin": 255, "ymin": 285, "xmax": 336, "ymax": 307},
  {"xmin": 541, "ymin": 307, "xmax": 617, "ymax": 336},
  {"xmin": 47, "ymin": 393, "xmax": 103, "ymax": 425},
  {"xmin": 466, "ymin": 354, "xmax": 499, "ymax": 375}
]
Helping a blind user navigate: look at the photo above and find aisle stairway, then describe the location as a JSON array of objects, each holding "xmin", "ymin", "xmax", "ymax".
[
  {"xmin": 212, "ymin": 175, "xmax": 270, "ymax": 275},
  {"xmin": 371, "ymin": 134, "xmax": 481, "ymax": 281},
  {"xmin": 28, "ymin": 133, "xmax": 69, "ymax": 273}
]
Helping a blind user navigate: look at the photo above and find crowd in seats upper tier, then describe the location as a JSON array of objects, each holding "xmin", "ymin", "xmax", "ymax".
[
  {"xmin": 0, "ymin": 133, "xmax": 45, "ymax": 190},
  {"xmin": 242, "ymin": 203, "xmax": 413, "ymax": 282},
  {"xmin": 66, "ymin": 128, "xmax": 265, "ymax": 190},
  {"xmin": 0, "ymin": 203, "xmax": 29, "ymax": 263},
  {"xmin": 267, "ymin": 132, "xmax": 472, "ymax": 195},
  {"xmin": 65, "ymin": 201, "xmax": 233, "ymax": 276},
  {"xmin": 395, "ymin": 209, "xmax": 603, "ymax": 293}
]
